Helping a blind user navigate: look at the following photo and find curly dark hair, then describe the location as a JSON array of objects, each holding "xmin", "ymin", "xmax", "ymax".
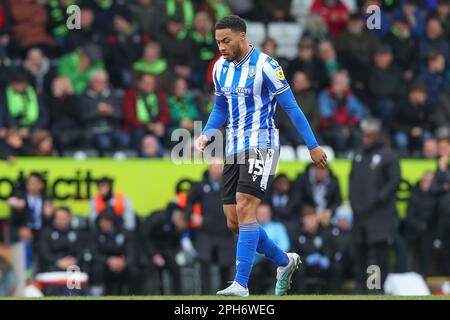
[{"xmin": 215, "ymin": 15, "xmax": 246, "ymax": 33}]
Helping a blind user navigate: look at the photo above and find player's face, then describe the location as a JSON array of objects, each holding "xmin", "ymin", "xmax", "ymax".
[{"xmin": 215, "ymin": 28, "xmax": 244, "ymax": 61}]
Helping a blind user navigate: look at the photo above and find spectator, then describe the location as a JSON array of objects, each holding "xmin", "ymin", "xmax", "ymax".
[
  {"xmin": 91, "ymin": 0, "xmax": 130, "ymax": 37},
  {"xmin": 264, "ymin": 174, "xmax": 301, "ymax": 243},
  {"xmin": 317, "ymin": 72, "xmax": 364, "ymax": 154},
  {"xmin": 287, "ymin": 37, "xmax": 328, "ymax": 90},
  {"xmin": 0, "ymin": 127, "xmax": 33, "ymax": 162},
  {"xmin": 199, "ymin": 0, "xmax": 232, "ymax": 24},
  {"xmin": 310, "ymin": 0, "xmax": 349, "ymax": 37},
  {"xmin": 90, "ymin": 207, "xmax": 138, "ymax": 296},
  {"xmin": 431, "ymin": 87, "xmax": 450, "ymax": 133},
  {"xmin": 317, "ymin": 40, "xmax": 342, "ymax": 85},
  {"xmin": 431, "ymin": 137, "xmax": 450, "ymax": 274},
  {"xmin": 140, "ymin": 134, "xmax": 164, "ymax": 158},
  {"xmin": 328, "ymin": 205, "xmax": 354, "ymax": 293},
  {"xmin": 46, "ymin": 0, "xmax": 73, "ymax": 50},
  {"xmin": 405, "ymin": 171, "xmax": 438, "ymax": 277},
  {"xmin": 383, "ymin": 17, "xmax": 418, "ymax": 81},
  {"xmin": 293, "ymin": 206, "xmax": 332, "ymax": 293},
  {"xmin": 368, "ymin": 45, "xmax": 405, "ymax": 123},
  {"xmin": 422, "ymin": 137, "xmax": 439, "ymax": 159},
  {"xmin": 434, "ymin": 0, "xmax": 450, "ymax": 40},
  {"xmin": 24, "ymin": 48, "xmax": 56, "ymax": 100},
  {"xmin": 361, "ymin": 0, "xmax": 391, "ymax": 39},
  {"xmin": 349, "ymin": 119, "xmax": 401, "ymax": 293},
  {"xmin": 336, "ymin": 13, "xmax": 379, "ymax": 100},
  {"xmin": 7, "ymin": 0, "xmax": 55, "ymax": 57},
  {"xmin": 141, "ymin": 203, "xmax": 188, "ymax": 295},
  {"xmin": 130, "ymin": 0, "xmax": 163, "ymax": 40},
  {"xmin": 254, "ymin": 0, "xmax": 294, "ymax": 23},
  {"xmin": 418, "ymin": 16, "xmax": 450, "ymax": 65},
  {"xmin": 79, "ymin": 69, "xmax": 129, "ymax": 153},
  {"xmin": 38, "ymin": 207, "xmax": 79, "ymax": 273},
  {"xmin": 303, "ymin": 14, "xmax": 329, "ymax": 43},
  {"xmin": 416, "ymin": 50, "xmax": 450, "ymax": 107},
  {"xmin": 57, "ymin": 43, "xmax": 105, "ymax": 95},
  {"xmin": 156, "ymin": 17, "xmax": 195, "ymax": 80},
  {"xmin": 391, "ymin": 0, "xmax": 426, "ymax": 38},
  {"xmin": 8, "ymin": 172, "xmax": 53, "ymax": 243},
  {"xmin": 295, "ymin": 163, "xmax": 343, "ymax": 228},
  {"xmin": 132, "ymin": 42, "xmax": 171, "ymax": 90},
  {"xmin": 168, "ymin": 77, "xmax": 201, "ymax": 133},
  {"xmin": 122, "ymin": 72, "xmax": 170, "ymax": 150},
  {"xmin": 276, "ymin": 71, "xmax": 319, "ymax": 147},
  {"xmin": 249, "ymin": 203, "xmax": 290, "ymax": 294},
  {"xmin": 65, "ymin": 5, "xmax": 101, "ymax": 53},
  {"xmin": 390, "ymin": 83, "xmax": 434, "ymax": 156},
  {"xmin": 164, "ymin": 0, "xmax": 195, "ymax": 31},
  {"xmin": 188, "ymin": 159, "xmax": 234, "ymax": 295},
  {"xmin": 89, "ymin": 177, "xmax": 136, "ymax": 232}
]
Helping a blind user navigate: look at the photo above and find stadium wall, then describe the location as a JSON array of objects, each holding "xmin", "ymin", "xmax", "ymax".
[{"xmin": 0, "ymin": 159, "xmax": 439, "ymax": 219}]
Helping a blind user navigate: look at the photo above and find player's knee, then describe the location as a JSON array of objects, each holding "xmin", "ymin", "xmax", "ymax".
[{"xmin": 236, "ymin": 193, "xmax": 259, "ymax": 218}]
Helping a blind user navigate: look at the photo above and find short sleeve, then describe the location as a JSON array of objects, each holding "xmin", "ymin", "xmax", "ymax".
[{"xmin": 262, "ymin": 58, "xmax": 290, "ymax": 95}]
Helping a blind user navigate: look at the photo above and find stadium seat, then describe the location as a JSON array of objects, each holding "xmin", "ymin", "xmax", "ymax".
[
  {"xmin": 290, "ymin": 0, "xmax": 314, "ymax": 24},
  {"xmin": 267, "ymin": 22, "xmax": 303, "ymax": 59},
  {"xmin": 104, "ymin": 150, "xmax": 139, "ymax": 160},
  {"xmin": 279, "ymin": 145, "xmax": 297, "ymax": 162},
  {"xmin": 62, "ymin": 149, "xmax": 99, "ymax": 159},
  {"xmin": 245, "ymin": 21, "xmax": 266, "ymax": 50}
]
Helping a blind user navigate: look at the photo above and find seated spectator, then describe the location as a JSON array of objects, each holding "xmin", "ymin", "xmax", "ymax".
[
  {"xmin": 38, "ymin": 207, "xmax": 79, "ymax": 273},
  {"xmin": 303, "ymin": 14, "xmax": 329, "ymax": 43},
  {"xmin": 317, "ymin": 40, "xmax": 342, "ymax": 85},
  {"xmin": 57, "ymin": 43, "xmax": 104, "ymax": 95},
  {"xmin": 79, "ymin": 70, "xmax": 129, "ymax": 153},
  {"xmin": 46, "ymin": 0, "xmax": 73, "ymax": 50},
  {"xmin": 295, "ymin": 163, "xmax": 343, "ymax": 229},
  {"xmin": 328, "ymin": 205, "xmax": 354, "ymax": 293},
  {"xmin": 422, "ymin": 137, "xmax": 439, "ymax": 159},
  {"xmin": 0, "ymin": 128, "xmax": 33, "ymax": 162},
  {"xmin": 383, "ymin": 17, "xmax": 418, "ymax": 81},
  {"xmin": 310, "ymin": 0, "xmax": 349, "ymax": 37},
  {"xmin": 318, "ymin": 72, "xmax": 364, "ymax": 154},
  {"xmin": 336, "ymin": 13, "xmax": 379, "ymax": 100},
  {"xmin": 389, "ymin": 83, "xmax": 434, "ymax": 156},
  {"xmin": 140, "ymin": 134, "xmax": 164, "ymax": 158},
  {"xmin": 276, "ymin": 71, "xmax": 319, "ymax": 147},
  {"xmin": 254, "ymin": 0, "xmax": 293, "ymax": 22},
  {"xmin": 140, "ymin": 203, "xmax": 188, "ymax": 295},
  {"xmin": 24, "ymin": 48, "xmax": 56, "ymax": 100},
  {"xmin": 198, "ymin": 0, "xmax": 232, "ymax": 23},
  {"xmin": 122, "ymin": 72, "xmax": 170, "ymax": 150},
  {"xmin": 432, "ymin": 88, "xmax": 450, "ymax": 134},
  {"xmin": 287, "ymin": 37, "xmax": 328, "ymax": 90},
  {"xmin": 168, "ymin": 78, "xmax": 201, "ymax": 133},
  {"xmin": 416, "ymin": 50, "xmax": 450, "ymax": 107},
  {"xmin": 418, "ymin": 16, "xmax": 450, "ymax": 65},
  {"xmin": 89, "ymin": 177, "xmax": 136, "ymax": 232},
  {"xmin": 65, "ymin": 5, "xmax": 101, "ymax": 53},
  {"xmin": 164, "ymin": 0, "xmax": 195, "ymax": 30},
  {"xmin": 156, "ymin": 17, "xmax": 195, "ymax": 81},
  {"xmin": 0, "ymin": 69, "xmax": 51, "ymax": 155},
  {"xmin": 391, "ymin": 0, "xmax": 426, "ymax": 38},
  {"xmin": 293, "ymin": 206, "xmax": 331, "ymax": 293},
  {"xmin": 8, "ymin": 172, "xmax": 53, "ymax": 243},
  {"xmin": 361, "ymin": 0, "xmax": 391, "ymax": 39},
  {"xmin": 130, "ymin": 0, "xmax": 163, "ymax": 40},
  {"xmin": 90, "ymin": 207, "xmax": 138, "ymax": 296},
  {"xmin": 405, "ymin": 171, "xmax": 438, "ymax": 277},
  {"xmin": 249, "ymin": 203, "xmax": 290, "ymax": 294},
  {"xmin": 434, "ymin": 0, "xmax": 450, "ymax": 40},
  {"xmin": 132, "ymin": 42, "xmax": 170, "ymax": 90},
  {"xmin": 368, "ymin": 45, "xmax": 405, "ymax": 123},
  {"xmin": 7, "ymin": 0, "xmax": 55, "ymax": 57}
]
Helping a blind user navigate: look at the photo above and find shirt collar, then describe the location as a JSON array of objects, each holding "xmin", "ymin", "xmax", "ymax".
[{"xmin": 233, "ymin": 46, "xmax": 254, "ymax": 68}]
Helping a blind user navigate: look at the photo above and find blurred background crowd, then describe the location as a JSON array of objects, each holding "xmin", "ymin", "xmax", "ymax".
[{"xmin": 0, "ymin": 0, "xmax": 449, "ymax": 296}]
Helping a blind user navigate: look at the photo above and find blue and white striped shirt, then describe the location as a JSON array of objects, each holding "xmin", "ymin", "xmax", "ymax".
[{"xmin": 203, "ymin": 46, "xmax": 318, "ymax": 156}]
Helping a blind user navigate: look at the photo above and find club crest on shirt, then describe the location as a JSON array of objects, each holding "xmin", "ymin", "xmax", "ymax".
[
  {"xmin": 276, "ymin": 67, "xmax": 285, "ymax": 81},
  {"xmin": 248, "ymin": 65, "xmax": 256, "ymax": 79}
]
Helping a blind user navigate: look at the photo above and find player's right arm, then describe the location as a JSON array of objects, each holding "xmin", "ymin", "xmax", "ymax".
[{"xmin": 195, "ymin": 62, "xmax": 228, "ymax": 152}]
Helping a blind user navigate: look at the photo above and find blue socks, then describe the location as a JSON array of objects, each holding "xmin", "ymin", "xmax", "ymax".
[
  {"xmin": 235, "ymin": 222, "xmax": 259, "ymax": 288},
  {"xmin": 257, "ymin": 226, "xmax": 289, "ymax": 267}
]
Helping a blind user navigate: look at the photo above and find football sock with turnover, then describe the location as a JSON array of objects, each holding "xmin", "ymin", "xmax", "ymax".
[{"xmin": 234, "ymin": 222, "xmax": 259, "ymax": 288}]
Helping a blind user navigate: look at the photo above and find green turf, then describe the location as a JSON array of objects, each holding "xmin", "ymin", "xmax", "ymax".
[{"xmin": 3, "ymin": 295, "xmax": 450, "ymax": 300}]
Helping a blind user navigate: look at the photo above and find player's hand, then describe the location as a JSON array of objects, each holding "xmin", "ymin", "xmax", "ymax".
[
  {"xmin": 310, "ymin": 146, "xmax": 327, "ymax": 168},
  {"xmin": 195, "ymin": 134, "xmax": 209, "ymax": 153}
]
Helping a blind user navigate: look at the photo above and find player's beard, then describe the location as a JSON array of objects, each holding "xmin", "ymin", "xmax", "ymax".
[{"xmin": 228, "ymin": 45, "xmax": 242, "ymax": 62}]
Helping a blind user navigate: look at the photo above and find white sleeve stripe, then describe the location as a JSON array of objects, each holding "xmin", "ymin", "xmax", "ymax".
[{"xmin": 273, "ymin": 85, "xmax": 290, "ymax": 95}]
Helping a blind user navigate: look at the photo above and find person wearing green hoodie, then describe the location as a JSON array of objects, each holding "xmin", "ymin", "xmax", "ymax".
[{"xmin": 168, "ymin": 77, "xmax": 200, "ymax": 134}]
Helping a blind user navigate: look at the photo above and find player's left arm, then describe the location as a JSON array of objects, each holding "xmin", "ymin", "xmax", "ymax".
[{"xmin": 262, "ymin": 59, "xmax": 327, "ymax": 168}]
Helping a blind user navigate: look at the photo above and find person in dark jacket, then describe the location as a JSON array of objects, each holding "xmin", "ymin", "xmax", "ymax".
[
  {"xmin": 140, "ymin": 203, "xmax": 188, "ymax": 295},
  {"xmin": 188, "ymin": 159, "xmax": 234, "ymax": 294},
  {"xmin": 78, "ymin": 69, "xmax": 129, "ymax": 154},
  {"xmin": 405, "ymin": 171, "xmax": 438, "ymax": 277},
  {"xmin": 38, "ymin": 207, "xmax": 79, "ymax": 273},
  {"xmin": 349, "ymin": 118, "xmax": 402, "ymax": 293},
  {"xmin": 90, "ymin": 207, "xmax": 138, "ymax": 296},
  {"xmin": 292, "ymin": 206, "xmax": 332, "ymax": 294},
  {"xmin": 295, "ymin": 163, "xmax": 342, "ymax": 229}
]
